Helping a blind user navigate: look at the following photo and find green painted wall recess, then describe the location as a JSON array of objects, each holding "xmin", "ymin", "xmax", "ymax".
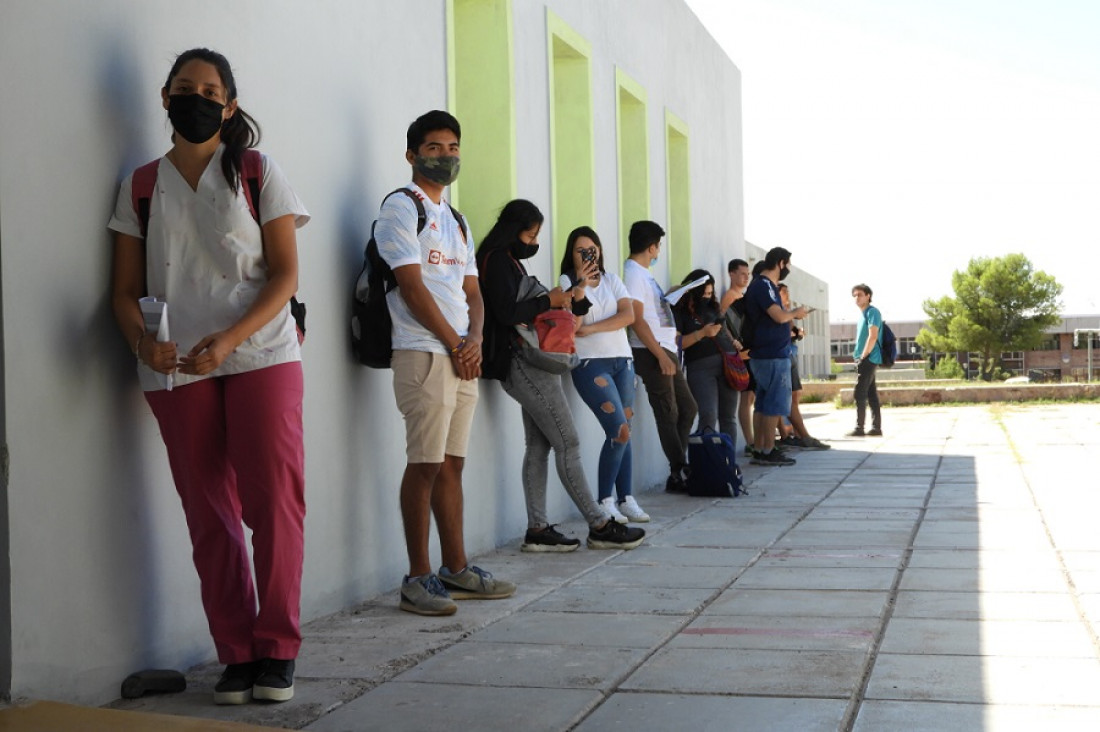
[
  {"xmin": 615, "ymin": 68, "xmax": 649, "ymax": 265},
  {"xmin": 665, "ymin": 109, "xmax": 692, "ymax": 283},
  {"xmin": 447, "ymin": 0, "xmax": 516, "ymax": 241},
  {"xmin": 547, "ymin": 10, "xmax": 595, "ymax": 272}
]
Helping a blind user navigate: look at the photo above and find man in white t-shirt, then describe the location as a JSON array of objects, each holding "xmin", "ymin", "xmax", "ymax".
[
  {"xmin": 374, "ymin": 110, "xmax": 514, "ymax": 617},
  {"xmin": 622, "ymin": 220, "xmax": 698, "ymax": 492}
]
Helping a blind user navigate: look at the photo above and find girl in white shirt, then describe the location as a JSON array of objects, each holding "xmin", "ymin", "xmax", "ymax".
[
  {"xmin": 560, "ymin": 227, "xmax": 649, "ymax": 523},
  {"xmin": 108, "ymin": 48, "xmax": 308, "ymax": 706}
]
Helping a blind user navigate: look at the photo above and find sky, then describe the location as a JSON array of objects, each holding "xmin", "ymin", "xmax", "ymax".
[{"xmin": 683, "ymin": 0, "xmax": 1100, "ymax": 323}]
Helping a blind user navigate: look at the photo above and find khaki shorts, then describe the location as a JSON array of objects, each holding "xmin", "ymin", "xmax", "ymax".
[{"xmin": 392, "ymin": 349, "xmax": 479, "ymax": 463}]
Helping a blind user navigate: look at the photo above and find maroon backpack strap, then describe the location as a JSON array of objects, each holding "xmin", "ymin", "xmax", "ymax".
[
  {"xmin": 130, "ymin": 158, "xmax": 161, "ymax": 239},
  {"xmin": 239, "ymin": 148, "xmax": 263, "ymax": 224}
]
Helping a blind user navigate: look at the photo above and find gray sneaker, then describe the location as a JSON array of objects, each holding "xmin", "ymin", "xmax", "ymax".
[
  {"xmin": 400, "ymin": 574, "xmax": 457, "ymax": 616},
  {"xmin": 798, "ymin": 436, "xmax": 832, "ymax": 450},
  {"xmin": 438, "ymin": 565, "xmax": 516, "ymax": 600}
]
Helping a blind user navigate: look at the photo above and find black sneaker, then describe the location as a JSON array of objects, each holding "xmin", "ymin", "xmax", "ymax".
[
  {"xmin": 846, "ymin": 427, "xmax": 866, "ymax": 437},
  {"xmin": 866, "ymin": 428, "xmax": 883, "ymax": 436},
  {"xmin": 751, "ymin": 449, "xmax": 796, "ymax": 466},
  {"xmin": 213, "ymin": 661, "xmax": 260, "ymax": 705},
  {"xmin": 252, "ymin": 659, "xmax": 294, "ymax": 702},
  {"xmin": 665, "ymin": 473, "xmax": 687, "ymax": 493},
  {"xmin": 588, "ymin": 520, "xmax": 645, "ymax": 550},
  {"xmin": 521, "ymin": 524, "xmax": 581, "ymax": 553}
]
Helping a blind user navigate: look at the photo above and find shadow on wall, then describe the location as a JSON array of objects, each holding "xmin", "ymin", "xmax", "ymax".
[
  {"xmin": 92, "ymin": 39, "xmax": 206, "ymax": 673},
  {"xmin": 336, "ymin": 99, "xmax": 411, "ymax": 596}
]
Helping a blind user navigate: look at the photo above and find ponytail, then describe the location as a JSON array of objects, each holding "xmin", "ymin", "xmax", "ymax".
[{"xmin": 220, "ymin": 108, "xmax": 261, "ymax": 193}]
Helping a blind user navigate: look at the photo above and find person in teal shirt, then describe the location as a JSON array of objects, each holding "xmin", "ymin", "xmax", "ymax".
[{"xmin": 849, "ymin": 284, "xmax": 883, "ymax": 436}]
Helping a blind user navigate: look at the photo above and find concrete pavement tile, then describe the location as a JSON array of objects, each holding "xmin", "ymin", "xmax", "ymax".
[
  {"xmin": 809, "ymin": 507, "xmax": 922, "ymax": 520},
  {"xmin": 906, "ymin": 548, "xmax": 1061, "ymax": 570},
  {"xmin": 471, "ymin": 610, "xmax": 686, "ymax": 648},
  {"xmin": 860, "ymin": 456, "xmax": 940, "ymax": 471},
  {"xmin": 892, "ymin": 591, "xmax": 1081, "ymax": 621},
  {"xmin": 396, "ymin": 642, "xmax": 647, "ymax": 690},
  {"xmin": 109, "ymin": 664, "xmax": 369, "ymax": 730},
  {"xmin": 567, "ymin": 562, "xmax": 738, "ymax": 588},
  {"xmin": 912, "ymin": 531, "xmax": 1054, "ymax": 551},
  {"xmin": 672, "ymin": 512, "xmax": 804, "ymax": 530},
  {"xmin": 705, "ymin": 589, "xmax": 890, "ymax": 618},
  {"xmin": 650, "ymin": 526, "xmax": 790, "ymax": 548},
  {"xmin": 776, "ymin": 529, "xmax": 914, "ymax": 547},
  {"xmin": 672, "ymin": 615, "xmax": 878, "ymax": 652},
  {"xmin": 576, "ymin": 693, "xmax": 848, "ymax": 732},
  {"xmin": 817, "ymin": 496, "xmax": 929, "ymax": 509},
  {"xmin": 305, "ymin": 682, "xmax": 600, "ymax": 732},
  {"xmin": 531, "ymin": 583, "xmax": 714, "ymax": 615},
  {"xmin": 621, "ymin": 647, "xmax": 867, "ymax": 697},
  {"xmin": 879, "ymin": 618, "xmax": 1096, "ymax": 657},
  {"xmin": 607, "ymin": 545, "xmax": 760, "ymax": 567},
  {"xmin": 1079, "ymin": 593, "xmax": 1100, "ymax": 623},
  {"xmin": 296, "ymin": 637, "xmax": 455, "ymax": 681},
  {"xmin": 917, "ymin": 518, "xmax": 1047, "ymax": 537},
  {"xmin": 923, "ymin": 506, "xmax": 1037, "ymax": 521},
  {"xmin": 756, "ymin": 548, "xmax": 903, "ymax": 569},
  {"xmin": 865, "ymin": 654, "xmax": 1100, "ymax": 705},
  {"xmin": 854, "ymin": 700, "xmax": 1100, "ymax": 732},
  {"xmin": 734, "ymin": 566, "xmax": 898, "ymax": 591},
  {"xmin": 1066, "ymin": 569, "xmax": 1100, "ymax": 593},
  {"xmin": 898, "ymin": 566, "xmax": 1069, "ymax": 593},
  {"xmin": 793, "ymin": 518, "xmax": 918, "ymax": 533},
  {"xmin": 301, "ymin": 600, "xmax": 471, "ymax": 639}
]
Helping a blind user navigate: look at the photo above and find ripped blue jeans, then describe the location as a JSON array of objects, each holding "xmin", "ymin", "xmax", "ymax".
[{"xmin": 571, "ymin": 357, "xmax": 635, "ymax": 502}]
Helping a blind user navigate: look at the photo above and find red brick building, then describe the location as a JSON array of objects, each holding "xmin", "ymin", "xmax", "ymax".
[{"xmin": 831, "ymin": 315, "xmax": 1100, "ymax": 380}]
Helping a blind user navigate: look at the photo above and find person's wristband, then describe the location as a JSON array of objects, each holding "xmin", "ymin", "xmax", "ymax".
[{"xmin": 450, "ymin": 337, "xmax": 466, "ymax": 355}]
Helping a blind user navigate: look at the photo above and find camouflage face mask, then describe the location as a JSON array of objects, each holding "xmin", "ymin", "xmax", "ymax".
[{"xmin": 414, "ymin": 155, "xmax": 461, "ymax": 185}]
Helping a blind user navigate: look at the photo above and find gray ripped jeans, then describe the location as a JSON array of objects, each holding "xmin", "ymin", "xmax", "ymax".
[{"xmin": 502, "ymin": 353, "xmax": 604, "ymax": 529}]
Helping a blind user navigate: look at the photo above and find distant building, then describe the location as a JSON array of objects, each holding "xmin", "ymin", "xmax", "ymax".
[{"xmin": 831, "ymin": 315, "xmax": 1100, "ymax": 379}]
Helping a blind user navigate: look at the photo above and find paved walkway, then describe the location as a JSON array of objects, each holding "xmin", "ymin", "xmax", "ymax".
[{"xmin": 94, "ymin": 402, "xmax": 1100, "ymax": 730}]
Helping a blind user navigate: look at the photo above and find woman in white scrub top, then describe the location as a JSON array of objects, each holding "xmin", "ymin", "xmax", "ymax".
[{"xmin": 108, "ymin": 48, "xmax": 308, "ymax": 706}]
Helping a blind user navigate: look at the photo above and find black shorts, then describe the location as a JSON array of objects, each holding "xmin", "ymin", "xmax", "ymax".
[{"xmin": 789, "ymin": 354, "xmax": 802, "ymax": 392}]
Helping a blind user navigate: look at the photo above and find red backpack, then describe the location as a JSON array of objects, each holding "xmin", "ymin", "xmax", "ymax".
[{"xmin": 130, "ymin": 149, "xmax": 306, "ymax": 341}]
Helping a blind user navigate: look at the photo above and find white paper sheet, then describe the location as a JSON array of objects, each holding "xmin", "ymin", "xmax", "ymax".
[{"xmin": 139, "ymin": 297, "xmax": 173, "ymax": 391}]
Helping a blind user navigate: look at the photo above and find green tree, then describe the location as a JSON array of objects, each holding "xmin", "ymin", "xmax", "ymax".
[{"xmin": 917, "ymin": 254, "xmax": 1062, "ymax": 381}]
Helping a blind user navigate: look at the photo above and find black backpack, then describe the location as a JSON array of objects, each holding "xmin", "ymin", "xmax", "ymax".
[
  {"xmin": 865, "ymin": 307, "xmax": 897, "ymax": 368},
  {"xmin": 351, "ymin": 188, "xmax": 467, "ymax": 368},
  {"xmin": 879, "ymin": 321, "xmax": 898, "ymax": 368}
]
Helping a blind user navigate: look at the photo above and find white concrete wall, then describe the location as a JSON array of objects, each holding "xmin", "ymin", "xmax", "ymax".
[{"xmin": 0, "ymin": 0, "xmax": 743, "ymax": 703}]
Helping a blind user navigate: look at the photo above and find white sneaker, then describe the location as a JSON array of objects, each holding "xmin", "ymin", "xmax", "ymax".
[
  {"xmin": 619, "ymin": 495, "xmax": 650, "ymax": 523},
  {"xmin": 600, "ymin": 497, "xmax": 628, "ymax": 524}
]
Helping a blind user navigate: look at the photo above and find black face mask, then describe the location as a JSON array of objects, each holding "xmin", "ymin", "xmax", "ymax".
[
  {"xmin": 509, "ymin": 240, "xmax": 539, "ymax": 260},
  {"xmin": 779, "ymin": 265, "xmax": 790, "ymax": 281},
  {"xmin": 168, "ymin": 93, "xmax": 225, "ymax": 144}
]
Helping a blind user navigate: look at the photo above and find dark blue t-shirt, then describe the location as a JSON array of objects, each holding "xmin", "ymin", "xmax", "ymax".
[{"xmin": 743, "ymin": 276, "xmax": 790, "ymax": 359}]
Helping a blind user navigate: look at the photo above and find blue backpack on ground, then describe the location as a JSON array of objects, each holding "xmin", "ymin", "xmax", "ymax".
[{"xmin": 686, "ymin": 428, "xmax": 746, "ymax": 497}]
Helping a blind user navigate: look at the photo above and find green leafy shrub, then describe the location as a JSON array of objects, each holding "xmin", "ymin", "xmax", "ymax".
[{"xmin": 929, "ymin": 357, "xmax": 965, "ymax": 380}]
